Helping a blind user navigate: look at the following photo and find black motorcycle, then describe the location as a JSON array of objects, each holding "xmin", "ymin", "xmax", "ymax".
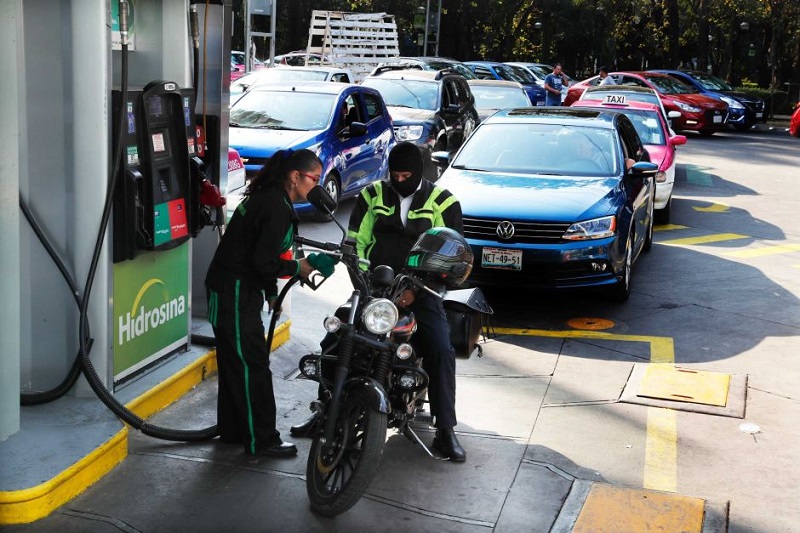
[{"xmin": 294, "ymin": 187, "xmax": 491, "ymax": 516}]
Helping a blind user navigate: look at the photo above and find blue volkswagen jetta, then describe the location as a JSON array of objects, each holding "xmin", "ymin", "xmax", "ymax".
[
  {"xmin": 434, "ymin": 107, "xmax": 658, "ymax": 301},
  {"xmin": 229, "ymin": 81, "xmax": 395, "ymax": 220}
]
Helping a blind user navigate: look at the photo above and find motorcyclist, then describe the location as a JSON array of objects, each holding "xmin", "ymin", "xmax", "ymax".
[{"xmin": 291, "ymin": 142, "xmax": 468, "ymax": 462}]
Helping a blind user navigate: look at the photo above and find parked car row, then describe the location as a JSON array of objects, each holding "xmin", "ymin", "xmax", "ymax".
[{"xmin": 226, "ymin": 55, "xmax": 778, "ymax": 302}]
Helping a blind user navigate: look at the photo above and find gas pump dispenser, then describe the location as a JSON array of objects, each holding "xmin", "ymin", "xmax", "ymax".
[{"xmin": 112, "ymin": 82, "xmax": 197, "ymax": 263}]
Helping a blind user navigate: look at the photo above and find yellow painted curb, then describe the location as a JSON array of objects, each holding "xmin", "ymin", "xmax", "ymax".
[
  {"xmin": 0, "ymin": 320, "xmax": 292, "ymax": 525},
  {"xmin": 0, "ymin": 429, "xmax": 128, "ymax": 525}
]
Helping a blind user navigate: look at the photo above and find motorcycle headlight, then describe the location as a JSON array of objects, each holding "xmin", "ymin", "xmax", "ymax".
[
  {"xmin": 563, "ymin": 215, "xmax": 617, "ymax": 241},
  {"xmin": 655, "ymin": 171, "xmax": 667, "ymax": 183},
  {"xmin": 675, "ymin": 101, "xmax": 702, "ymax": 114},
  {"xmin": 395, "ymin": 125, "xmax": 424, "ymax": 141},
  {"xmin": 362, "ymin": 298, "xmax": 399, "ymax": 335},
  {"xmin": 719, "ymin": 96, "xmax": 744, "ymax": 110}
]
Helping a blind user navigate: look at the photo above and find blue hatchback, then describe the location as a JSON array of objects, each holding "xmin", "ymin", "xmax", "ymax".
[
  {"xmin": 434, "ymin": 107, "xmax": 658, "ymax": 301},
  {"xmin": 229, "ymin": 82, "xmax": 395, "ymax": 219},
  {"xmin": 651, "ymin": 70, "xmax": 766, "ymax": 131},
  {"xmin": 464, "ymin": 61, "xmax": 546, "ymax": 106}
]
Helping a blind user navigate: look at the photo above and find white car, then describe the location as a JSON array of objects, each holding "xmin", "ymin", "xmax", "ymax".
[{"xmin": 230, "ymin": 66, "xmax": 354, "ymax": 103}]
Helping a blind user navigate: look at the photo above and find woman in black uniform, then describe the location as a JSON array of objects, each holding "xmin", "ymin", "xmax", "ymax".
[{"xmin": 205, "ymin": 149, "xmax": 321, "ymax": 457}]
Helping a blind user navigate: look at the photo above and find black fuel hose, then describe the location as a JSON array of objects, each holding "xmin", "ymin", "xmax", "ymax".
[{"xmin": 18, "ymin": 196, "xmax": 89, "ymax": 405}]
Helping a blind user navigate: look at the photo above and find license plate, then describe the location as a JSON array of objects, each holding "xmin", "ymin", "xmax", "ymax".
[
  {"xmin": 482, "ymin": 247, "xmax": 522, "ymax": 270},
  {"xmin": 713, "ymin": 115, "xmax": 722, "ymax": 123},
  {"xmin": 756, "ymin": 112, "xmax": 763, "ymax": 118}
]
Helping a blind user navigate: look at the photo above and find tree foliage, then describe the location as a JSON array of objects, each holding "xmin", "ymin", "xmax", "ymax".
[{"xmin": 236, "ymin": 0, "xmax": 800, "ymax": 95}]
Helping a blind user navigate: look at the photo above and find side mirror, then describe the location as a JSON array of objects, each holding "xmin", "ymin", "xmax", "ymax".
[
  {"xmin": 307, "ymin": 185, "xmax": 336, "ymax": 214},
  {"xmin": 669, "ymin": 134, "xmax": 687, "ymax": 147},
  {"xmin": 348, "ymin": 122, "xmax": 367, "ymax": 137},
  {"xmin": 629, "ymin": 161, "xmax": 659, "ymax": 177},
  {"xmin": 431, "ymin": 151, "xmax": 451, "ymax": 167}
]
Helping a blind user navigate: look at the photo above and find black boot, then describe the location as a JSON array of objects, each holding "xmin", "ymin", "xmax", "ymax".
[
  {"xmin": 432, "ymin": 428, "xmax": 466, "ymax": 462},
  {"xmin": 290, "ymin": 412, "xmax": 320, "ymax": 438}
]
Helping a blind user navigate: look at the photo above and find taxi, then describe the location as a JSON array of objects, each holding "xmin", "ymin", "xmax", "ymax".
[{"xmin": 571, "ymin": 94, "xmax": 687, "ymax": 224}]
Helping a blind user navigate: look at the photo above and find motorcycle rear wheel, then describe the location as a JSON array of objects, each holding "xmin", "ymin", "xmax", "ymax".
[{"xmin": 306, "ymin": 394, "xmax": 387, "ymax": 516}]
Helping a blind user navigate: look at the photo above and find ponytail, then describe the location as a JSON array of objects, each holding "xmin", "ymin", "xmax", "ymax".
[{"xmin": 246, "ymin": 148, "xmax": 322, "ymax": 195}]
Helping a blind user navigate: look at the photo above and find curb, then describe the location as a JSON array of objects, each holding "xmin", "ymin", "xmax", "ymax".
[{"xmin": 0, "ymin": 321, "xmax": 291, "ymax": 525}]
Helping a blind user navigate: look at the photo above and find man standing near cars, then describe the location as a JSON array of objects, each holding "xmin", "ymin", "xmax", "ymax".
[
  {"xmin": 599, "ymin": 66, "xmax": 616, "ymax": 85},
  {"xmin": 545, "ymin": 63, "xmax": 569, "ymax": 106}
]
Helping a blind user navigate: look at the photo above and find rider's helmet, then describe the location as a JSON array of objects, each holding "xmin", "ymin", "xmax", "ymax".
[{"xmin": 405, "ymin": 227, "xmax": 473, "ymax": 287}]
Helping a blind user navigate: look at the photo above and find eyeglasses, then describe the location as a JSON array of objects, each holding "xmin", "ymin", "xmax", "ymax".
[{"xmin": 301, "ymin": 173, "xmax": 321, "ymax": 183}]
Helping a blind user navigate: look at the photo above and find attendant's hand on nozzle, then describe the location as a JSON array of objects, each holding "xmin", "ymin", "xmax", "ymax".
[
  {"xmin": 297, "ymin": 258, "xmax": 315, "ymax": 280},
  {"xmin": 307, "ymin": 252, "xmax": 339, "ymax": 278}
]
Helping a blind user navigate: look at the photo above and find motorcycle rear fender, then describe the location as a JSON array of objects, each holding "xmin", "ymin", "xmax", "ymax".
[{"xmin": 345, "ymin": 377, "xmax": 390, "ymax": 414}]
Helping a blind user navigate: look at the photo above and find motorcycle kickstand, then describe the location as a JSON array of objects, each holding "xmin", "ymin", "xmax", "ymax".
[{"xmin": 401, "ymin": 424, "xmax": 447, "ymax": 461}]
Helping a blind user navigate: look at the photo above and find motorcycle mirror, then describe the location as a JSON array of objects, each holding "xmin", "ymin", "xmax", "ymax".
[{"xmin": 308, "ymin": 185, "xmax": 336, "ymax": 214}]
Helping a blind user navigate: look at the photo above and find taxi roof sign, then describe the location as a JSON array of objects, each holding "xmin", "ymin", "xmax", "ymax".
[{"xmin": 603, "ymin": 94, "xmax": 628, "ymax": 105}]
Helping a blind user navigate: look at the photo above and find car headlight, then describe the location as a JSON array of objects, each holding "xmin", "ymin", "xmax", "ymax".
[
  {"xmin": 395, "ymin": 125, "xmax": 424, "ymax": 141},
  {"xmin": 362, "ymin": 298, "xmax": 399, "ymax": 335},
  {"xmin": 563, "ymin": 216, "xmax": 617, "ymax": 240},
  {"xmin": 719, "ymin": 96, "xmax": 744, "ymax": 110},
  {"xmin": 675, "ymin": 101, "xmax": 702, "ymax": 113}
]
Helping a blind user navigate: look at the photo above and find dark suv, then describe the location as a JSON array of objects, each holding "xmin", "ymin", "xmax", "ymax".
[{"xmin": 361, "ymin": 69, "xmax": 480, "ymax": 180}]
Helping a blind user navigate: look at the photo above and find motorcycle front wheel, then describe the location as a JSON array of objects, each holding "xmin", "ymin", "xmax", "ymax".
[{"xmin": 306, "ymin": 394, "xmax": 387, "ymax": 516}]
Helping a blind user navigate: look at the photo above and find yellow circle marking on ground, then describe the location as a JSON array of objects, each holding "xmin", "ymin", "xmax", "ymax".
[{"xmin": 567, "ymin": 317, "xmax": 615, "ymax": 330}]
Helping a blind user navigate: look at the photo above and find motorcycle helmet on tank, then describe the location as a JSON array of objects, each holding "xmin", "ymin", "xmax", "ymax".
[{"xmin": 405, "ymin": 227, "xmax": 473, "ymax": 287}]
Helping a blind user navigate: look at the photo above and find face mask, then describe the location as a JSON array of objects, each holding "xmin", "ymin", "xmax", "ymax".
[{"xmin": 391, "ymin": 173, "xmax": 422, "ymax": 198}]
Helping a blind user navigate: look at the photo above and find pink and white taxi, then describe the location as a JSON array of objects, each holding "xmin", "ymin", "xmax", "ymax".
[{"xmin": 571, "ymin": 95, "xmax": 686, "ymax": 223}]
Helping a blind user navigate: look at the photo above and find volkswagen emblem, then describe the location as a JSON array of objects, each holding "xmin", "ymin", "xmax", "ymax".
[{"xmin": 496, "ymin": 221, "xmax": 515, "ymax": 240}]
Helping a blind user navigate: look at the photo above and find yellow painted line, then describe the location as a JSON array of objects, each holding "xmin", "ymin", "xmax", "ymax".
[
  {"xmin": 0, "ymin": 321, "xmax": 293, "ymax": 525},
  {"xmin": 644, "ymin": 407, "xmax": 678, "ymax": 492},
  {"xmin": 574, "ymin": 484, "xmax": 704, "ymax": 532},
  {"xmin": 654, "ymin": 223, "xmax": 688, "ymax": 232},
  {"xmin": 723, "ymin": 243, "xmax": 800, "ymax": 258},
  {"xmin": 0, "ymin": 430, "xmax": 128, "ymax": 525},
  {"xmin": 494, "ymin": 328, "xmax": 677, "ymax": 492},
  {"xmin": 660, "ymin": 233, "xmax": 748, "ymax": 246},
  {"xmin": 692, "ymin": 202, "xmax": 730, "ymax": 213}
]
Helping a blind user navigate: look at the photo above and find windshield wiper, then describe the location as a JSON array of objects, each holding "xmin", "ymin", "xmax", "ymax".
[{"xmin": 451, "ymin": 164, "xmax": 487, "ymax": 172}]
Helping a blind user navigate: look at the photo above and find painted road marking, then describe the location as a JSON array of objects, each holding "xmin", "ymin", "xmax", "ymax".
[
  {"xmin": 692, "ymin": 202, "xmax": 730, "ymax": 213},
  {"xmin": 659, "ymin": 233, "xmax": 748, "ymax": 246},
  {"xmin": 493, "ymin": 328, "xmax": 677, "ymax": 492},
  {"xmin": 723, "ymin": 243, "xmax": 800, "ymax": 258},
  {"xmin": 573, "ymin": 484, "xmax": 704, "ymax": 533},
  {"xmin": 640, "ymin": 367, "xmax": 730, "ymax": 406},
  {"xmin": 654, "ymin": 224, "xmax": 688, "ymax": 232},
  {"xmin": 684, "ymin": 165, "xmax": 714, "ymax": 186}
]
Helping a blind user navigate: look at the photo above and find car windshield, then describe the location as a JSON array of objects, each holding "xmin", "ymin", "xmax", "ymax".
[
  {"xmin": 689, "ymin": 72, "xmax": 733, "ymax": 91},
  {"xmin": 494, "ymin": 64, "xmax": 536, "ymax": 84},
  {"xmin": 361, "ymin": 78, "xmax": 440, "ymax": 110},
  {"xmin": 616, "ymin": 110, "xmax": 666, "ymax": 145},
  {"xmin": 230, "ymin": 90, "xmax": 335, "ymax": 130},
  {"xmin": 644, "ymin": 74, "xmax": 696, "ymax": 95},
  {"xmin": 424, "ymin": 60, "xmax": 477, "ymax": 79},
  {"xmin": 253, "ymin": 69, "xmax": 331, "ymax": 84},
  {"xmin": 470, "ymin": 85, "xmax": 531, "ymax": 109},
  {"xmin": 451, "ymin": 123, "xmax": 619, "ymax": 176}
]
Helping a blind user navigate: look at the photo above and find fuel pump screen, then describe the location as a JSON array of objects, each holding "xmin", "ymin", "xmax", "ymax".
[{"xmin": 147, "ymin": 94, "xmax": 164, "ymax": 117}]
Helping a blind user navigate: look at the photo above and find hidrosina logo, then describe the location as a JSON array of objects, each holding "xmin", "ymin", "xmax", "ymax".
[{"xmin": 118, "ymin": 278, "xmax": 186, "ymax": 344}]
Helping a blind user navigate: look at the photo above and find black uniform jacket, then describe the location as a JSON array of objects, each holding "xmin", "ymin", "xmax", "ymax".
[{"xmin": 206, "ymin": 183, "xmax": 299, "ymax": 298}]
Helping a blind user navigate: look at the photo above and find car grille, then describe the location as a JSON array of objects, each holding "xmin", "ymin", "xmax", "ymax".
[
  {"xmin": 705, "ymin": 108, "xmax": 728, "ymax": 126},
  {"xmin": 463, "ymin": 217, "xmax": 571, "ymax": 244}
]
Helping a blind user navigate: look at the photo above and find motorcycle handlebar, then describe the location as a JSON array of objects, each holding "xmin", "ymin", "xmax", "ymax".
[{"xmin": 294, "ymin": 235, "xmax": 339, "ymax": 251}]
